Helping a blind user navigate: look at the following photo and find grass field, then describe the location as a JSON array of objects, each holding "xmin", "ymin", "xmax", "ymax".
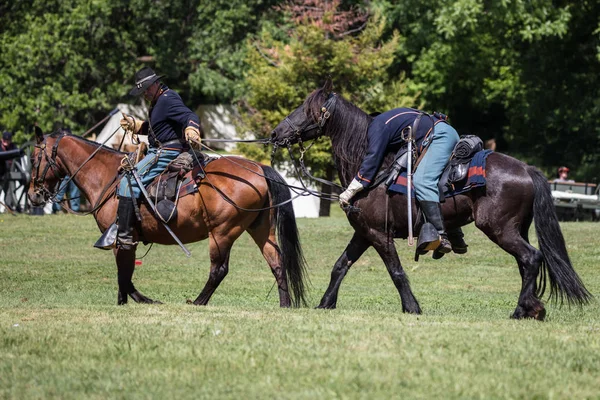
[{"xmin": 1, "ymin": 210, "xmax": 599, "ymax": 399}]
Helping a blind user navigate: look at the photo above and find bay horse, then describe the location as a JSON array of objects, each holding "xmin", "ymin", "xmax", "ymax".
[
  {"xmin": 270, "ymin": 81, "xmax": 591, "ymax": 320},
  {"xmin": 27, "ymin": 128, "xmax": 307, "ymax": 307}
]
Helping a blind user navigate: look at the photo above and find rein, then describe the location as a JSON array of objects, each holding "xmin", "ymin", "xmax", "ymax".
[{"xmin": 194, "ymin": 142, "xmax": 333, "ymax": 212}]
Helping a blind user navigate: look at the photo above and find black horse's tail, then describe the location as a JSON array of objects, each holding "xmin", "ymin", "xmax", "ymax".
[
  {"xmin": 262, "ymin": 166, "xmax": 308, "ymax": 307},
  {"xmin": 528, "ymin": 167, "xmax": 591, "ymax": 305}
]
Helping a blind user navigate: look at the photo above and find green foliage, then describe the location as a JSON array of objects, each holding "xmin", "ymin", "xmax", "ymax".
[
  {"xmin": 187, "ymin": 0, "xmax": 284, "ymax": 103},
  {"xmin": 0, "ymin": 1, "xmax": 133, "ymax": 140},
  {"xmin": 0, "ymin": 0, "xmax": 280, "ymax": 142},
  {"xmin": 1, "ymin": 0, "xmax": 599, "ymax": 182},
  {"xmin": 383, "ymin": 0, "xmax": 600, "ymax": 180},
  {"xmin": 240, "ymin": 9, "xmax": 419, "ymax": 176}
]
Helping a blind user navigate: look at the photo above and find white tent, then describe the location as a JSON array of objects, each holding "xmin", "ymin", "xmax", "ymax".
[{"xmin": 95, "ymin": 104, "xmax": 149, "ymax": 150}]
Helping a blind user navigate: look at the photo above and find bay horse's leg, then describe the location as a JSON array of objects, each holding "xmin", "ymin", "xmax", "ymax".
[
  {"xmin": 191, "ymin": 235, "xmax": 232, "ymax": 306},
  {"xmin": 114, "ymin": 247, "xmax": 160, "ymax": 305},
  {"xmin": 317, "ymin": 233, "xmax": 371, "ymax": 309},
  {"xmin": 475, "ymin": 215, "xmax": 545, "ymax": 320},
  {"xmin": 248, "ymin": 224, "xmax": 291, "ymax": 307},
  {"xmin": 369, "ymin": 233, "xmax": 422, "ymax": 314}
]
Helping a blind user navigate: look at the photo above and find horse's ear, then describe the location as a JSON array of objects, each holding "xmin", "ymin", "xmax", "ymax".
[
  {"xmin": 322, "ymin": 78, "xmax": 333, "ymax": 94},
  {"xmin": 34, "ymin": 124, "xmax": 44, "ymax": 144}
]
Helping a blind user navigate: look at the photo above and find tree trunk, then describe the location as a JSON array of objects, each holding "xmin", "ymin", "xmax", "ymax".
[{"xmin": 318, "ymin": 165, "xmax": 336, "ymax": 217}]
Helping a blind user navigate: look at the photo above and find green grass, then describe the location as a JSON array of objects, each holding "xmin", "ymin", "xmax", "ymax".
[{"xmin": 1, "ymin": 211, "xmax": 599, "ymax": 399}]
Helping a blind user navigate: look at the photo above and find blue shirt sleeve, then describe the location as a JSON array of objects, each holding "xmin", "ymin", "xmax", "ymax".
[
  {"xmin": 164, "ymin": 92, "xmax": 201, "ymax": 132},
  {"xmin": 355, "ymin": 125, "xmax": 391, "ymax": 187}
]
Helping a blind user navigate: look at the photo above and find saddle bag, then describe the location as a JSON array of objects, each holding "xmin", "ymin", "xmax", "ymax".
[
  {"xmin": 448, "ymin": 135, "xmax": 484, "ymax": 184},
  {"xmin": 384, "ymin": 147, "xmax": 409, "ymax": 188}
]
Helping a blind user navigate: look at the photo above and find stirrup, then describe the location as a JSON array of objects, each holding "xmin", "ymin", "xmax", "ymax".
[{"xmin": 94, "ymin": 223, "xmax": 118, "ymax": 250}]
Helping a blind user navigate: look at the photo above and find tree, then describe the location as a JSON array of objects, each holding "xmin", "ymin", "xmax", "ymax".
[
  {"xmin": 382, "ymin": 0, "xmax": 600, "ymax": 180},
  {"xmin": 0, "ymin": 0, "xmax": 277, "ymax": 141},
  {"xmin": 240, "ymin": 0, "xmax": 419, "ymax": 216},
  {"xmin": 186, "ymin": 0, "xmax": 285, "ymax": 104},
  {"xmin": 0, "ymin": 0, "xmax": 196, "ymax": 139}
]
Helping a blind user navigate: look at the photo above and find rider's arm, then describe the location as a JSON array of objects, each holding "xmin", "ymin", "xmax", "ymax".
[
  {"xmin": 355, "ymin": 126, "xmax": 391, "ymax": 188},
  {"xmin": 163, "ymin": 92, "xmax": 202, "ymax": 138}
]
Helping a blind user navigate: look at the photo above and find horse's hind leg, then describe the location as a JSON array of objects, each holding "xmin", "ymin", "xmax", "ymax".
[
  {"xmin": 248, "ymin": 223, "xmax": 291, "ymax": 307},
  {"xmin": 317, "ymin": 233, "xmax": 371, "ymax": 309},
  {"xmin": 191, "ymin": 235, "xmax": 232, "ymax": 306},
  {"xmin": 476, "ymin": 220, "xmax": 545, "ymax": 320},
  {"xmin": 115, "ymin": 248, "xmax": 160, "ymax": 305}
]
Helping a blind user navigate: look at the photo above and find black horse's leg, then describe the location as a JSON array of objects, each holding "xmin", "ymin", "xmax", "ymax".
[
  {"xmin": 369, "ymin": 233, "xmax": 421, "ymax": 314},
  {"xmin": 114, "ymin": 247, "xmax": 161, "ymax": 305},
  {"xmin": 475, "ymin": 220, "xmax": 545, "ymax": 320},
  {"xmin": 192, "ymin": 236, "xmax": 231, "ymax": 306},
  {"xmin": 317, "ymin": 233, "xmax": 371, "ymax": 309}
]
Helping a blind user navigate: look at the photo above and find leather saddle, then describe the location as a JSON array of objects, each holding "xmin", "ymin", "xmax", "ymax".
[
  {"xmin": 377, "ymin": 134, "xmax": 484, "ymax": 201},
  {"xmin": 144, "ymin": 150, "xmax": 212, "ymax": 223}
]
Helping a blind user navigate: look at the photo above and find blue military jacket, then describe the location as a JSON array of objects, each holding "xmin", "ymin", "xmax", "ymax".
[
  {"xmin": 355, "ymin": 107, "xmax": 446, "ymax": 187},
  {"xmin": 140, "ymin": 86, "xmax": 201, "ymax": 150}
]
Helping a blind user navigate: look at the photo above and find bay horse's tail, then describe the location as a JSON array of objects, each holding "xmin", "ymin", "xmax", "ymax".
[
  {"xmin": 528, "ymin": 167, "xmax": 591, "ymax": 305},
  {"xmin": 262, "ymin": 166, "xmax": 308, "ymax": 307}
]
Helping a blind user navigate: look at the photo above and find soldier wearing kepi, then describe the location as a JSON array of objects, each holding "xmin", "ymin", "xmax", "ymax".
[
  {"xmin": 338, "ymin": 108, "xmax": 468, "ymax": 258},
  {"xmin": 98, "ymin": 67, "xmax": 202, "ymax": 250}
]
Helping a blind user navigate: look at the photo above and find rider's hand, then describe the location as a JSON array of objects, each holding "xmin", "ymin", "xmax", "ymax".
[
  {"xmin": 338, "ymin": 178, "xmax": 365, "ymax": 208},
  {"xmin": 339, "ymin": 190, "xmax": 352, "ymax": 208},
  {"xmin": 185, "ymin": 126, "xmax": 202, "ymax": 149},
  {"xmin": 120, "ymin": 113, "xmax": 143, "ymax": 134}
]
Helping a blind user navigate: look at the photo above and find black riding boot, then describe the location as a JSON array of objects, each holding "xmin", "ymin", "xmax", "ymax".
[
  {"xmin": 117, "ymin": 197, "xmax": 137, "ymax": 251},
  {"xmin": 420, "ymin": 200, "xmax": 452, "ymax": 257},
  {"xmin": 447, "ymin": 227, "xmax": 468, "ymax": 254}
]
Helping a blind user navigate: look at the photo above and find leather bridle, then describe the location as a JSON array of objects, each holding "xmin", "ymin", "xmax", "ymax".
[
  {"xmin": 277, "ymin": 93, "xmax": 338, "ymax": 148},
  {"xmin": 31, "ymin": 133, "xmax": 117, "ymax": 215},
  {"xmin": 270, "ymin": 93, "xmax": 344, "ymax": 195},
  {"xmin": 32, "ymin": 134, "xmax": 67, "ymax": 201}
]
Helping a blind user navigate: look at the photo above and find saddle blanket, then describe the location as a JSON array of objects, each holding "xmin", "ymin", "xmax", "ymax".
[
  {"xmin": 175, "ymin": 163, "xmax": 209, "ymax": 198},
  {"xmin": 387, "ymin": 149, "xmax": 493, "ymax": 197}
]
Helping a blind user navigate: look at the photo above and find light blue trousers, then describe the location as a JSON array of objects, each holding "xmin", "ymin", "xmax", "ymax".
[
  {"xmin": 117, "ymin": 148, "xmax": 181, "ymax": 198},
  {"xmin": 413, "ymin": 122, "xmax": 459, "ymax": 202},
  {"xmin": 53, "ymin": 176, "xmax": 81, "ymax": 212}
]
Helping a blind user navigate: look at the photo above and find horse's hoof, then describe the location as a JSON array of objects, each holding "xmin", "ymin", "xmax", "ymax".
[
  {"xmin": 403, "ymin": 306, "xmax": 422, "ymax": 315},
  {"xmin": 186, "ymin": 299, "xmax": 193, "ymax": 304},
  {"xmin": 130, "ymin": 291, "xmax": 161, "ymax": 304},
  {"xmin": 118, "ymin": 293, "xmax": 128, "ymax": 305},
  {"xmin": 511, "ymin": 305, "xmax": 546, "ymax": 321},
  {"xmin": 533, "ymin": 308, "xmax": 546, "ymax": 321},
  {"xmin": 315, "ymin": 304, "xmax": 336, "ymax": 309}
]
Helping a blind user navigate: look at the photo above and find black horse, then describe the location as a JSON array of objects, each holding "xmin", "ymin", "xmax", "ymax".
[{"xmin": 270, "ymin": 80, "xmax": 591, "ymax": 320}]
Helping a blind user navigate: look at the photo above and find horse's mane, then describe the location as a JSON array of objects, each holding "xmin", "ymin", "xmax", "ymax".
[
  {"xmin": 48, "ymin": 132, "xmax": 123, "ymax": 155},
  {"xmin": 303, "ymin": 89, "xmax": 373, "ymax": 184}
]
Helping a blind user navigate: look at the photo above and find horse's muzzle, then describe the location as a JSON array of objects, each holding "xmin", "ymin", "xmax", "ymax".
[{"xmin": 27, "ymin": 191, "xmax": 46, "ymax": 207}]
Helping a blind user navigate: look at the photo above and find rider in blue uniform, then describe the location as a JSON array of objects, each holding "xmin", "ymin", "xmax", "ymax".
[
  {"xmin": 338, "ymin": 107, "xmax": 467, "ymax": 257},
  {"xmin": 110, "ymin": 67, "xmax": 202, "ymax": 250}
]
